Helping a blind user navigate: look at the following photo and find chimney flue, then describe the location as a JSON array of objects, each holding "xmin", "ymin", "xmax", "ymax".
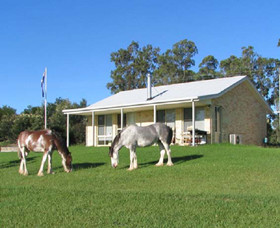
[{"xmin": 147, "ymin": 73, "xmax": 152, "ymax": 100}]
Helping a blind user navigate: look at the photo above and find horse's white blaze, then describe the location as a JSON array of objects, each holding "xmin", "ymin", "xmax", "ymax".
[{"xmin": 111, "ymin": 152, "xmax": 119, "ymax": 167}]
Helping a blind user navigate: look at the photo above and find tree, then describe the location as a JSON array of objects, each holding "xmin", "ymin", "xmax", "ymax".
[
  {"xmin": 220, "ymin": 46, "xmax": 280, "ymax": 106},
  {"xmin": 0, "ymin": 105, "xmax": 16, "ymax": 119},
  {"xmin": 108, "ymin": 39, "xmax": 198, "ymax": 92},
  {"xmin": 220, "ymin": 55, "xmax": 243, "ymax": 76},
  {"xmin": 172, "ymin": 39, "xmax": 198, "ymax": 82},
  {"xmin": 107, "ymin": 41, "xmax": 160, "ymax": 94},
  {"xmin": 0, "ymin": 106, "xmax": 16, "ymax": 141},
  {"xmin": 197, "ymin": 55, "xmax": 220, "ymax": 79},
  {"xmin": 154, "ymin": 39, "xmax": 198, "ymax": 84},
  {"xmin": 153, "ymin": 50, "xmax": 178, "ymax": 85}
]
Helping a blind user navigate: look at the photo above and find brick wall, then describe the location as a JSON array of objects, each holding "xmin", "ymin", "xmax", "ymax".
[{"xmin": 212, "ymin": 81, "xmax": 268, "ymax": 145}]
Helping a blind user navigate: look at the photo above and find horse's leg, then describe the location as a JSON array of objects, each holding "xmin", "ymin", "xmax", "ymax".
[
  {"xmin": 37, "ymin": 151, "xmax": 48, "ymax": 176},
  {"xmin": 128, "ymin": 147, "xmax": 137, "ymax": 171},
  {"xmin": 19, "ymin": 147, "xmax": 28, "ymax": 175},
  {"xmin": 19, "ymin": 159, "xmax": 24, "ymax": 174},
  {"xmin": 133, "ymin": 150, "xmax": 138, "ymax": 169},
  {"xmin": 60, "ymin": 154, "xmax": 68, "ymax": 172},
  {"xmin": 47, "ymin": 152, "xmax": 54, "ymax": 174},
  {"xmin": 155, "ymin": 141, "xmax": 165, "ymax": 167},
  {"xmin": 162, "ymin": 142, "xmax": 173, "ymax": 166},
  {"xmin": 128, "ymin": 150, "xmax": 135, "ymax": 171},
  {"xmin": 18, "ymin": 147, "xmax": 24, "ymax": 174}
]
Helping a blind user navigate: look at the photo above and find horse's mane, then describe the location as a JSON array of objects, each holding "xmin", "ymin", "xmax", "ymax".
[
  {"xmin": 52, "ymin": 131, "xmax": 70, "ymax": 155},
  {"xmin": 109, "ymin": 131, "xmax": 123, "ymax": 157}
]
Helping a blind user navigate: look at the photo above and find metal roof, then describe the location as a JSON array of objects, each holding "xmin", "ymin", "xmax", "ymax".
[{"xmin": 63, "ymin": 76, "xmax": 272, "ymax": 114}]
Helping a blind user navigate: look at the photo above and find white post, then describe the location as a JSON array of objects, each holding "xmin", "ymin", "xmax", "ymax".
[
  {"xmin": 44, "ymin": 67, "xmax": 47, "ymax": 129},
  {"xmin": 92, "ymin": 111, "xmax": 95, "ymax": 146},
  {"xmin": 147, "ymin": 73, "xmax": 152, "ymax": 100},
  {"xmin": 66, "ymin": 113, "xmax": 69, "ymax": 147},
  {"xmin": 153, "ymin": 105, "xmax": 157, "ymax": 123},
  {"xmin": 192, "ymin": 100, "xmax": 196, "ymax": 146}
]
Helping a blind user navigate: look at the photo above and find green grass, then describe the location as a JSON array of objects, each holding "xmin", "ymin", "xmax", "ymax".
[{"xmin": 1, "ymin": 144, "xmax": 280, "ymax": 227}]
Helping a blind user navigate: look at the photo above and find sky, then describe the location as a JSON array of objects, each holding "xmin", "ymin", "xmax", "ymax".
[{"xmin": 0, "ymin": 0, "xmax": 279, "ymax": 113}]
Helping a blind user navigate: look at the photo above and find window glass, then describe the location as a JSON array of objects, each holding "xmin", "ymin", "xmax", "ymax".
[
  {"xmin": 165, "ymin": 109, "xmax": 175, "ymax": 129},
  {"xmin": 127, "ymin": 113, "xmax": 135, "ymax": 125},
  {"xmin": 98, "ymin": 115, "xmax": 105, "ymax": 135},
  {"xmin": 184, "ymin": 107, "xmax": 205, "ymax": 131},
  {"xmin": 117, "ymin": 114, "xmax": 127, "ymax": 128},
  {"xmin": 156, "ymin": 110, "xmax": 165, "ymax": 123},
  {"xmin": 156, "ymin": 109, "xmax": 175, "ymax": 129}
]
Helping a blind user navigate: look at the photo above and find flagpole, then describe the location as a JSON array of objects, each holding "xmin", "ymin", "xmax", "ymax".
[{"xmin": 44, "ymin": 67, "xmax": 47, "ymax": 129}]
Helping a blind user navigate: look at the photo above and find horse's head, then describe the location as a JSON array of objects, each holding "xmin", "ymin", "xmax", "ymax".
[
  {"xmin": 109, "ymin": 146, "xmax": 119, "ymax": 168},
  {"xmin": 65, "ymin": 153, "xmax": 73, "ymax": 172}
]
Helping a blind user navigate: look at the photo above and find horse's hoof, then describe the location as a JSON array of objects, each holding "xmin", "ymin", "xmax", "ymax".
[
  {"xmin": 37, "ymin": 172, "xmax": 44, "ymax": 177},
  {"xmin": 23, "ymin": 172, "xmax": 28, "ymax": 176},
  {"xmin": 166, "ymin": 163, "xmax": 174, "ymax": 166},
  {"xmin": 48, "ymin": 171, "xmax": 55, "ymax": 175},
  {"xmin": 127, "ymin": 168, "xmax": 134, "ymax": 171},
  {"xmin": 155, "ymin": 163, "xmax": 164, "ymax": 167}
]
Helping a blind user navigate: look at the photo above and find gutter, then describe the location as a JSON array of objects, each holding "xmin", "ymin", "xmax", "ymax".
[{"xmin": 62, "ymin": 97, "xmax": 199, "ymax": 115}]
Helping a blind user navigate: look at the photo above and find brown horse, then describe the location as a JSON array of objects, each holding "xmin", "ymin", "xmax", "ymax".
[{"xmin": 17, "ymin": 129, "xmax": 72, "ymax": 176}]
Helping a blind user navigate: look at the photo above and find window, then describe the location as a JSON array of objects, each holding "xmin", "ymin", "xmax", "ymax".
[
  {"xmin": 98, "ymin": 114, "xmax": 113, "ymax": 145},
  {"xmin": 184, "ymin": 107, "xmax": 205, "ymax": 132},
  {"xmin": 156, "ymin": 110, "xmax": 165, "ymax": 123},
  {"xmin": 117, "ymin": 114, "xmax": 127, "ymax": 133},
  {"xmin": 156, "ymin": 109, "xmax": 175, "ymax": 129},
  {"xmin": 126, "ymin": 113, "xmax": 135, "ymax": 125}
]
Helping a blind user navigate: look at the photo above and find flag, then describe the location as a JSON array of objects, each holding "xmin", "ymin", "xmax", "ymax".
[{"xmin": 41, "ymin": 71, "xmax": 45, "ymax": 97}]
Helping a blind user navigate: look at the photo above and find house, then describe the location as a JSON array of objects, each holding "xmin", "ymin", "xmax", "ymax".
[{"xmin": 62, "ymin": 75, "xmax": 272, "ymax": 147}]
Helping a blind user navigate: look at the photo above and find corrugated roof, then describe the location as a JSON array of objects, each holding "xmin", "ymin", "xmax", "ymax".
[{"xmin": 63, "ymin": 76, "xmax": 272, "ymax": 114}]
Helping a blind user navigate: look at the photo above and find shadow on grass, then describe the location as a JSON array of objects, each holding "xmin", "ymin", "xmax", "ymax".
[
  {"xmin": 122, "ymin": 154, "xmax": 203, "ymax": 169},
  {"xmin": 72, "ymin": 162, "xmax": 105, "ymax": 171},
  {"xmin": 171, "ymin": 154, "xmax": 203, "ymax": 165},
  {"xmin": 0, "ymin": 157, "xmax": 36, "ymax": 169}
]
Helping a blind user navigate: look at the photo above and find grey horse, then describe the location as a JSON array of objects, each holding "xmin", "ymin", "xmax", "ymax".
[{"xmin": 109, "ymin": 123, "xmax": 174, "ymax": 170}]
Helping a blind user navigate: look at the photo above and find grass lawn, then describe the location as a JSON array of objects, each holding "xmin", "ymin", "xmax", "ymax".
[{"xmin": 1, "ymin": 144, "xmax": 280, "ymax": 227}]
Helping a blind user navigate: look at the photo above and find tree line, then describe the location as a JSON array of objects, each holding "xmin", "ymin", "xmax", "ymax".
[{"xmin": 0, "ymin": 98, "xmax": 87, "ymax": 145}]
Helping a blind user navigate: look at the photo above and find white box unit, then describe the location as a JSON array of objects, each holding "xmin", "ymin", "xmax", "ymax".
[{"xmin": 229, "ymin": 134, "xmax": 242, "ymax": 145}]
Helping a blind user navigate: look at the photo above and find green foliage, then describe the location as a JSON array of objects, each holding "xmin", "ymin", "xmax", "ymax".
[
  {"xmin": 0, "ymin": 98, "xmax": 87, "ymax": 144},
  {"xmin": 0, "ymin": 106, "xmax": 17, "ymax": 141},
  {"xmin": 1, "ymin": 144, "xmax": 280, "ymax": 227},
  {"xmin": 108, "ymin": 39, "xmax": 198, "ymax": 92},
  {"xmin": 107, "ymin": 41, "xmax": 160, "ymax": 93},
  {"xmin": 220, "ymin": 46, "xmax": 280, "ymax": 106},
  {"xmin": 154, "ymin": 39, "xmax": 198, "ymax": 84},
  {"xmin": 197, "ymin": 55, "xmax": 221, "ymax": 80}
]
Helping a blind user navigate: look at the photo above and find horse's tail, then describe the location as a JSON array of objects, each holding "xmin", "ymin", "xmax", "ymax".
[{"xmin": 166, "ymin": 126, "xmax": 173, "ymax": 145}]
